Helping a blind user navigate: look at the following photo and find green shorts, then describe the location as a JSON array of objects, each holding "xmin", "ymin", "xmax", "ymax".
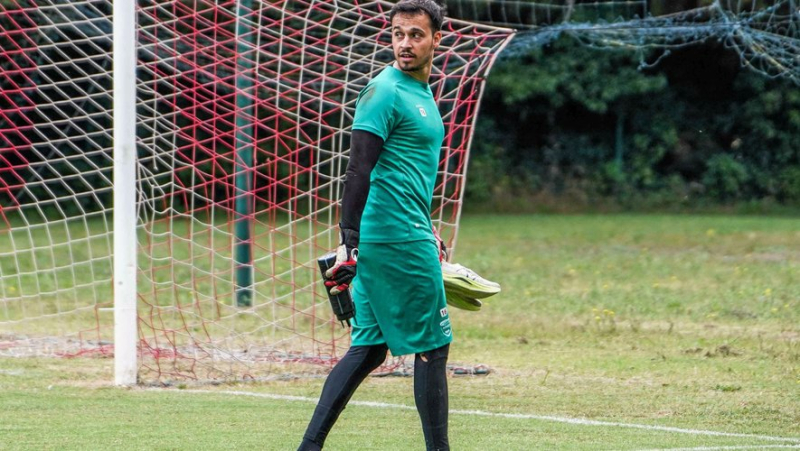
[{"xmin": 350, "ymin": 239, "xmax": 453, "ymax": 356}]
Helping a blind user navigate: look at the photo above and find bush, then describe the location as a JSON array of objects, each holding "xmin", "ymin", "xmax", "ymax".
[
  {"xmin": 777, "ymin": 166, "xmax": 800, "ymax": 205},
  {"xmin": 701, "ymin": 154, "xmax": 749, "ymax": 201},
  {"xmin": 468, "ymin": 36, "xmax": 800, "ymax": 210}
]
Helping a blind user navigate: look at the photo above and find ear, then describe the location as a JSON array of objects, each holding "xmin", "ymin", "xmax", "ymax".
[{"xmin": 433, "ymin": 30, "xmax": 442, "ymax": 48}]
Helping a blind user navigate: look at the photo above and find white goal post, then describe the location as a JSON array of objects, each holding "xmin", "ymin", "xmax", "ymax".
[{"xmin": 113, "ymin": 0, "xmax": 139, "ymax": 386}]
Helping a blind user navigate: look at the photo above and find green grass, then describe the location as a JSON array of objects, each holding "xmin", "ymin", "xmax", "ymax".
[{"xmin": 2, "ymin": 214, "xmax": 799, "ymax": 450}]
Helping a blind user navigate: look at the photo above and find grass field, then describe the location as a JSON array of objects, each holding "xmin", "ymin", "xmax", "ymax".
[{"xmin": 1, "ymin": 214, "xmax": 799, "ymax": 450}]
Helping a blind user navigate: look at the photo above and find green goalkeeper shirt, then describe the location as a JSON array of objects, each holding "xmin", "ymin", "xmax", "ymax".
[{"xmin": 352, "ymin": 65, "xmax": 445, "ymax": 244}]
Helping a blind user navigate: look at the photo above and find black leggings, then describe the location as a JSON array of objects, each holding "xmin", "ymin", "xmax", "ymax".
[
  {"xmin": 414, "ymin": 343, "xmax": 450, "ymax": 451},
  {"xmin": 298, "ymin": 343, "xmax": 450, "ymax": 451}
]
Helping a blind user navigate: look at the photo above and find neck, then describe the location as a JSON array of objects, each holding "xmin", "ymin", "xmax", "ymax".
[{"xmin": 392, "ymin": 61, "xmax": 431, "ymax": 83}]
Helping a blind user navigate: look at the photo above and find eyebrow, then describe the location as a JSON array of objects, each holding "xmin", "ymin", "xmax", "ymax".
[{"xmin": 392, "ymin": 25, "xmax": 426, "ymax": 33}]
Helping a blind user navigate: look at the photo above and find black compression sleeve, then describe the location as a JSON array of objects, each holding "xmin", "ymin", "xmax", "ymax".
[{"xmin": 339, "ymin": 130, "xmax": 384, "ymax": 233}]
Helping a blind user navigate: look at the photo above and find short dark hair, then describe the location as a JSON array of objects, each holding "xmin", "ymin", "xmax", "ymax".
[{"xmin": 388, "ymin": 0, "xmax": 445, "ymax": 33}]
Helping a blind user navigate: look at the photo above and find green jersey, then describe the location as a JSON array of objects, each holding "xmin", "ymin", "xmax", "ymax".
[{"xmin": 352, "ymin": 65, "xmax": 445, "ymax": 243}]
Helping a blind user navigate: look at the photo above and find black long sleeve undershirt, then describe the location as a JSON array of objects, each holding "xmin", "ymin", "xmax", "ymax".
[{"xmin": 339, "ymin": 130, "xmax": 384, "ymax": 234}]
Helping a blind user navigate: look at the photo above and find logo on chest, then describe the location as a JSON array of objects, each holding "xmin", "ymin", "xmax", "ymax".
[{"xmin": 415, "ymin": 104, "xmax": 428, "ymax": 117}]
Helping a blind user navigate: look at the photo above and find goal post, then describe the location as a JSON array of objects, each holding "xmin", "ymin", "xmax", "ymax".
[
  {"xmin": 124, "ymin": 0, "xmax": 514, "ymax": 383},
  {"xmin": 113, "ymin": 0, "xmax": 139, "ymax": 387}
]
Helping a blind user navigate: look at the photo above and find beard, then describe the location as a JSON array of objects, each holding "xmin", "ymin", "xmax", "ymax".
[{"xmin": 394, "ymin": 50, "xmax": 432, "ymax": 74}]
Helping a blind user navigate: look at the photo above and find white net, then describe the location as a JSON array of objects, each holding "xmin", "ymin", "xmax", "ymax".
[
  {"xmin": 1, "ymin": 0, "xmax": 115, "ymax": 358},
  {"xmin": 453, "ymin": 0, "xmax": 800, "ymax": 84},
  {"xmin": 0, "ymin": 0, "xmax": 513, "ymax": 382}
]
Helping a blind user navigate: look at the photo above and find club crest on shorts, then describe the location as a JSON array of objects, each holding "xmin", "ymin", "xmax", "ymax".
[
  {"xmin": 440, "ymin": 318, "xmax": 452, "ymax": 337},
  {"xmin": 440, "ymin": 307, "xmax": 448, "ymax": 317}
]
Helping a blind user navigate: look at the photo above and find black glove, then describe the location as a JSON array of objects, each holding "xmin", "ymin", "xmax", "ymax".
[{"xmin": 324, "ymin": 227, "xmax": 359, "ymax": 295}]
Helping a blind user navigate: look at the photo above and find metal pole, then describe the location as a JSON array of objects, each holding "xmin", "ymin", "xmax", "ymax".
[
  {"xmin": 113, "ymin": 0, "xmax": 139, "ymax": 386},
  {"xmin": 234, "ymin": 0, "xmax": 255, "ymax": 307}
]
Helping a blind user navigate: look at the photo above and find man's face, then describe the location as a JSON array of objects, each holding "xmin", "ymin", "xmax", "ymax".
[{"xmin": 391, "ymin": 11, "xmax": 442, "ymax": 79}]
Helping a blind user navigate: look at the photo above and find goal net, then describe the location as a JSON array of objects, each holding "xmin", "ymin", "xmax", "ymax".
[
  {"xmin": 454, "ymin": 0, "xmax": 800, "ymax": 84},
  {"xmin": 0, "ymin": 0, "xmax": 513, "ymax": 383},
  {"xmin": 5, "ymin": 0, "xmax": 795, "ymax": 385}
]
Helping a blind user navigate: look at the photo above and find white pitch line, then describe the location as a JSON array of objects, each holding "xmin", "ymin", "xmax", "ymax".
[
  {"xmin": 635, "ymin": 445, "xmax": 800, "ymax": 450},
  {"xmin": 169, "ymin": 389, "xmax": 800, "ymax": 445}
]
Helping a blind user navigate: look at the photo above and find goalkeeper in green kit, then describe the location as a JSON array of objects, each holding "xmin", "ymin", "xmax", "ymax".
[{"xmin": 297, "ymin": 1, "xmax": 452, "ymax": 449}]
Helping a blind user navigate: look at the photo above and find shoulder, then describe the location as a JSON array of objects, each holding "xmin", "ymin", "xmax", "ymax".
[
  {"xmin": 352, "ymin": 68, "xmax": 403, "ymax": 138},
  {"xmin": 360, "ymin": 68, "xmax": 401, "ymax": 102}
]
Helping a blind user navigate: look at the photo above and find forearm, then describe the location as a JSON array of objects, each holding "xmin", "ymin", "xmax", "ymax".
[
  {"xmin": 324, "ymin": 130, "xmax": 383, "ymax": 295},
  {"xmin": 339, "ymin": 130, "xmax": 384, "ymax": 235}
]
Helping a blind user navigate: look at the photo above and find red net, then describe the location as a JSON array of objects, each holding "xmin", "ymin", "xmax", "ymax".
[
  {"xmin": 0, "ymin": 0, "xmax": 512, "ymax": 382},
  {"xmin": 134, "ymin": 0, "xmax": 512, "ymax": 382}
]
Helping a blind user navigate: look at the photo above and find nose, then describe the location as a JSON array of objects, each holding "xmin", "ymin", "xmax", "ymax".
[{"xmin": 399, "ymin": 36, "xmax": 411, "ymax": 49}]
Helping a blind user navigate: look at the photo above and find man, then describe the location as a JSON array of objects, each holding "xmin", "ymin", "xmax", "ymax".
[{"xmin": 297, "ymin": 1, "xmax": 451, "ymax": 450}]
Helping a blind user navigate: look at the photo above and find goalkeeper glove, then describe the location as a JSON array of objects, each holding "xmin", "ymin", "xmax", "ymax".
[
  {"xmin": 324, "ymin": 227, "xmax": 359, "ymax": 295},
  {"xmin": 318, "ymin": 252, "xmax": 355, "ymax": 327}
]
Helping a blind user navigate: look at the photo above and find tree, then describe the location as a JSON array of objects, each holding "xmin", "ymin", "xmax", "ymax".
[{"xmin": 482, "ymin": 36, "xmax": 668, "ymax": 193}]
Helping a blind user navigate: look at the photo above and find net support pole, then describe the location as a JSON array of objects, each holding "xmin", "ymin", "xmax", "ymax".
[
  {"xmin": 614, "ymin": 108, "xmax": 625, "ymax": 171},
  {"xmin": 113, "ymin": 0, "xmax": 139, "ymax": 386},
  {"xmin": 234, "ymin": 0, "xmax": 255, "ymax": 307}
]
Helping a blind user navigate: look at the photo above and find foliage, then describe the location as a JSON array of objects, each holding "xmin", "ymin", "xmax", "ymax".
[
  {"xmin": 468, "ymin": 36, "xmax": 800, "ymax": 210},
  {"xmin": 778, "ymin": 166, "xmax": 800, "ymax": 205},
  {"xmin": 702, "ymin": 154, "xmax": 749, "ymax": 201}
]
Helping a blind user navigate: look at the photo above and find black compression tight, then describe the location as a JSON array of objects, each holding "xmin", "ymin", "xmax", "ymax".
[
  {"xmin": 298, "ymin": 344, "xmax": 388, "ymax": 451},
  {"xmin": 297, "ymin": 342, "xmax": 450, "ymax": 451},
  {"xmin": 414, "ymin": 343, "xmax": 450, "ymax": 451}
]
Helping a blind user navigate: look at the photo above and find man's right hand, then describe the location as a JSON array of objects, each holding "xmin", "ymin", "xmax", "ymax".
[
  {"xmin": 433, "ymin": 225, "xmax": 447, "ymax": 262},
  {"xmin": 325, "ymin": 228, "xmax": 359, "ymax": 295}
]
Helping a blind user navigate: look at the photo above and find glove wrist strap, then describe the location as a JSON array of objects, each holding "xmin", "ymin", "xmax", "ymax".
[{"xmin": 339, "ymin": 225, "xmax": 360, "ymax": 250}]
